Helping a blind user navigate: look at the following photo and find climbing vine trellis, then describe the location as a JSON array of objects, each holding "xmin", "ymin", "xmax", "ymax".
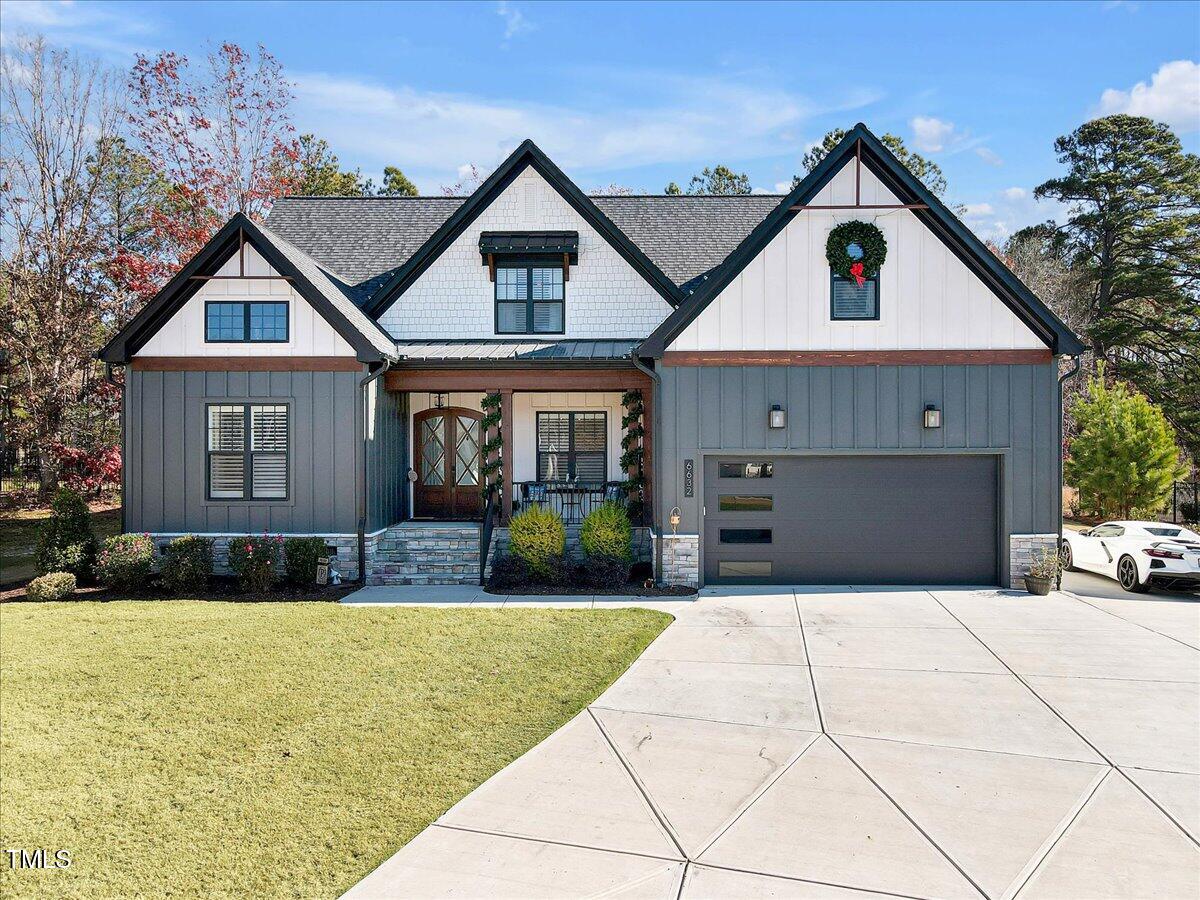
[
  {"xmin": 480, "ymin": 391, "xmax": 503, "ymax": 502},
  {"xmin": 620, "ymin": 389, "xmax": 646, "ymax": 522}
]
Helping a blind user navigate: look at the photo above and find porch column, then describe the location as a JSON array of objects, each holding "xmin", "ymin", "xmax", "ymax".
[{"xmin": 500, "ymin": 389, "xmax": 514, "ymax": 523}]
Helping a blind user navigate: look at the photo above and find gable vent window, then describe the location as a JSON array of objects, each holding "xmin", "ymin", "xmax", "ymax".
[
  {"xmin": 830, "ymin": 274, "xmax": 879, "ymax": 321},
  {"xmin": 205, "ymin": 301, "xmax": 289, "ymax": 343},
  {"xmin": 207, "ymin": 404, "xmax": 289, "ymax": 500}
]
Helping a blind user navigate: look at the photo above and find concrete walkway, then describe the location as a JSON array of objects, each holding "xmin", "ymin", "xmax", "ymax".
[
  {"xmin": 346, "ymin": 586, "xmax": 1200, "ymax": 899},
  {"xmin": 341, "ymin": 583, "xmax": 696, "ymax": 614}
]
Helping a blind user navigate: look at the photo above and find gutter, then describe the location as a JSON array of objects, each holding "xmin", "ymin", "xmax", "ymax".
[
  {"xmin": 629, "ymin": 352, "xmax": 664, "ymax": 584},
  {"xmin": 1056, "ymin": 355, "xmax": 1082, "ymax": 588},
  {"xmin": 357, "ymin": 359, "xmax": 392, "ymax": 582}
]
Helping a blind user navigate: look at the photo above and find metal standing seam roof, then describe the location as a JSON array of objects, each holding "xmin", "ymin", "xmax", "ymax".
[{"xmin": 393, "ymin": 339, "xmax": 640, "ymax": 362}]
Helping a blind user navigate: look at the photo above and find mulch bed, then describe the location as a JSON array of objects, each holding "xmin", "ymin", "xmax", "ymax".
[{"xmin": 0, "ymin": 576, "xmax": 359, "ymax": 604}]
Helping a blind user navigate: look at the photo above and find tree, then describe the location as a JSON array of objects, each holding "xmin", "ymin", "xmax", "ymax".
[
  {"xmin": 1035, "ymin": 116, "xmax": 1200, "ymax": 456},
  {"xmin": 288, "ymin": 133, "xmax": 365, "ymax": 196},
  {"xmin": 1064, "ymin": 370, "xmax": 1185, "ymax": 519},
  {"xmin": 128, "ymin": 42, "xmax": 300, "ymax": 267},
  {"xmin": 589, "ymin": 183, "xmax": 634, "ymax": 197},
  {"xmin": 663, "ymin": 181, "xmax": 682, "ymax": 196},
  {"xmin": 0, "ymin": 37, "xmax": 125, "ymax": 494},
  {"xmin": 377, "ymin": 166, "xmax": 418, "ymax": 196},
  {"xmin": 441, "ymin": 163, "xmax": 486, "ymax": 196},
  {"xmin": 799, "ymin": 129, "xmax": 948, "ymax": 198},
  {"xmin": 680, "ymin": 165, "xmax": 751, "ymax": 195}
]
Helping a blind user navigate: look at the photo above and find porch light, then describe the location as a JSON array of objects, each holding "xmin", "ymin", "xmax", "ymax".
[
  {"xmin": 768, "ymin": 404, "xmax": 786, "ymax": 429},
  {"xmin": 430, "ymin": 392, "xmax": 448, "ymax": 409},
  {"xmin": 669, "ymin": 507, "xmax": 681, "ymax": 532},
  {"xmin": 923, "ymin": 405, "xmax": 942, "ymax": 429}
]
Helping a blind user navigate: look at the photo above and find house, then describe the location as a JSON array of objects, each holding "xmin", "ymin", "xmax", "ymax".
[{"xmin": 99, "ymin": 124, "xmax": 1085, "ymax": 588}]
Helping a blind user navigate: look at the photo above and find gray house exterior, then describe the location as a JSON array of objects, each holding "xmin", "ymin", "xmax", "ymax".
[{"xmin": 101, "ymin": 125, "xmax": 1084, "ymax": 587}]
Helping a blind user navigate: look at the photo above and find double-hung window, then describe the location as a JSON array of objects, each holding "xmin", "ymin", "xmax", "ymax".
[
  {"xmin": 205, "ymin": 301, "xmax": 290, "ymax": 342},
  {"xmin": 536, "ymin": 412, "xmax": 606, "ymax": 482},
  {"xmin": 495, "ymin": 265, "xmax": 565, "ymax": 334},
  {"xmin": 207, "ymin": 404, "xmax": 289, "ymax": 500}
]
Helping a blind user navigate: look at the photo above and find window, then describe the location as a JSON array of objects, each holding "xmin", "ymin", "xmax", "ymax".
[
  {"xmin": 204, "ymin": 301, "xmax": 289, "ymax": 342},
  {"xmin": 718, "ymin": 461, "xmax": 774, "ymax": 479},
  {"xmin": 718, "ymin": 495, "xmax": 773, "ymax": 512},
  {"xmin": 1090, "ymin": 524, "xmax": 1125, "ymax": 537},
  {"xmin": 207, "ymin": 404, "xmax": 289, "ymax": 500},
  {"xmin": 718, "ymin": 561, "xmax": 772, "ymax": 577},
  {"xmin": 495, "ymin": 266, "xmax": 564, "ymax": 334},
  {"xmin": 720, "ymin": 528, "xmax": 772, "ymax": 544},
  {"xmin": 830, "ymin": 273, "xmax": 879, "ymax": 321},
  {"xmin": 536, "ymin": 412, "xmax": 605, "ymax": 482}
]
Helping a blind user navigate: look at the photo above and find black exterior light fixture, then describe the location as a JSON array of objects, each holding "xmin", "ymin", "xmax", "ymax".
[
  {"xmin": 923, "ymin": 404, "xmax": 942, "ymax": 429},
  {"xmin": 430, "ymin": 392, "xmax": 448, "ymax": 409},
  {"xmin": 769, "ymin": 404, "xmax": 787, "ymax": 429}
]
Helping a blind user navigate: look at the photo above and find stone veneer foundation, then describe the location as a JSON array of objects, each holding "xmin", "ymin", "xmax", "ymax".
[
  {"xmin": 148, "ymin": 531, "xmax": 380, "ymax": 582},
  {"xmin": 1009, "ymin": 533, "xmax": 1060, "ymax": 589},
  {"xmin": 654, "ymin": 532, "xmax": 700, "ymax": 587}
]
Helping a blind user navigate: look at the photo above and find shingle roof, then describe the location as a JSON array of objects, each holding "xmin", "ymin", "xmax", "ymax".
[
  {"xmin": 264, "ymin": 194, "xmax": 785, "ymax": 303},
  {"xmin": 394, "ymin": 339, "xmax": 639, "ymax": 363}
]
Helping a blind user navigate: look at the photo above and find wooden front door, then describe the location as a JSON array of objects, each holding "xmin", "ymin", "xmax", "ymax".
[{"xmin": 413, "ymin": 407, "xmax": 484, "ymax": 519}]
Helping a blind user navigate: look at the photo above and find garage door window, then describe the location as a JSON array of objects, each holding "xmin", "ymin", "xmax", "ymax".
[
  {"xmin": 720, "ymin": 528, "xmax": 772, "ymax": 544},
  {"xmin": 718, "ymin": 561, "xmax": 773, "ymax": 577},
  {"xmin": 718, "ymin": 461, "xmax": 773, "ymax": 478},
  {"xmin": 718, "ymin": 495, "xmax": 773, "ymax": 512}
]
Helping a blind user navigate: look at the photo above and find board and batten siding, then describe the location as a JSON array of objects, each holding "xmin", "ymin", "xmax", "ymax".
[
  {"xmin": 366, "ymin": 380, "xmax": 408, "ymax": 531},
  {"xmin": 659, "ymin": 363, "xmax": 1059, "ymax": 541},
  {"xmin": 136, "ymin": 245, "xmax": 357, "ymax": 358},
  {"xmin": 125, "ymin": 369, "xmax": 363, "ymax": 534},
  {"xmin": 378, "ymin": 167, "xmax": 674, "ymax": 340},
  {"xmin": 668, "ymin": 160, "xmax": 1045, "ymax": 352}
]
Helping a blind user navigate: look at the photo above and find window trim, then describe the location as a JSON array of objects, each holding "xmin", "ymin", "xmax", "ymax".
[
  {"xmin": 494, "ymin": 262, "xmax": 566, "ymax": 336},
  {"xmin": 205, "ymin": 402, "xmax": 290, "ymax": 501},
  {"xmin": 535, "ymin": 411, "xmax": 606, "ymax": 482},
  {"xmin": 204, "ymin": 300, "xmax": 291, "ymax": 344},
  {"xmin": 829, "ymin": 271, "xmax": 880, "ymax": 322}
]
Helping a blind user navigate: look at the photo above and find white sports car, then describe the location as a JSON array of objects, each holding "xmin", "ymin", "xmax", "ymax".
[{"xmin": 1062, "ymin": 521, "xmax": 1200, "ymax": 593}]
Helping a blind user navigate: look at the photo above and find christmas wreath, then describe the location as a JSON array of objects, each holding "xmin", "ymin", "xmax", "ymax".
[{"xmin": 825, "ymin": 220, "xmax": 886, "ymax": 286}]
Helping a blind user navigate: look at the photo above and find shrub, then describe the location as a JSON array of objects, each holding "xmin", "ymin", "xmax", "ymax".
[
  {"xmin": 488, "ymin": 553, "xmax": 531, "ymax": 589},
  {"xmin": 96, "ymin": 533, "xmax": 155, "ymax": 590},
  {"xmin": 27, "ymin": 572, "xmax": 77, "ymax": 602},
  {"xmin": 1180, "ymin": 500, "xmax": 1199, "ymax": 525},
  {"xmin": 160, "ymin": 535, "xmax": 214, "ymax": 593},
  {"xmin": 541, "ymin": 553, "xmax": 576, "ymax": 588},
  {"xmin": 35, "ymin": 488, "xmax": 96, "ymax": 579},
  {"xmin": 580, "ymin": 502, "xmax": 633, "ymax": 562},
  {"xmin": 1026, "ymin": 547, "xmax": 1062, "ymax": 580},
  {"xmin": 508, "ymin": 505, "xmax": 565, "ymax": 576},
  {"xmin": 579, "ymin": 553, "xmax": 630, "ymax": 589},
  {"xmin": 284, "ymin": 537, "xmax": 328, "ymax": 585},
  {"xmin": 1065, "ymin": 371, "xmax": 1185, "ymax": 519},
  {"xmin": 227, "ymin": 535, "xmax": 283, "ymax": 593}
]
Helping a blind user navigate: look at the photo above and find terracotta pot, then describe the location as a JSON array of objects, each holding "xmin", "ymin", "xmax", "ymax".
[{"xmin": 1024, "ymin": 575, "xmax": 1053, "ymax": 596}]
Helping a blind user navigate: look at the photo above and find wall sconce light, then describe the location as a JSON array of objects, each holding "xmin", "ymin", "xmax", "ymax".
[
  {"xmin": 430, "ymin": 392, "xmax": 448, "ymax": 409},
  {"xmin": 768, "ymin": 404, "xmax": 787, "ymax": 429},
  {"xmin": 669, "ymin": 507, "xmax": 681, "ymax": 533},
  {"xmin": 923, "ymin": 404, "xmax": 942, "ymax": 429}
]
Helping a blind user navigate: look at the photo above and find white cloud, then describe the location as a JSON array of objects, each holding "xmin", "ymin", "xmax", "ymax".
[
  {"xmin": 291, "ymin": 69, "xmax": 880, "ymax": 188},
  {"xmin": 910, "ymin": 116, "xmax": 955, "ymax": 152},
  {"xmin": 0, "ymin": 0, "xmax": 157, "ymax": 57},
  {"xmin": 975, "ymin": 147, "xmax": 1003, "ymax": 166},
  {"xmin": 1097, "ymin": 60, "xmax": 1200, "ymax": 131},
  {"xmin": 496, "ymin": 2, "xmax": 534, "ymax": 41},
  {"xmin": 961, "ymin": 203, "xmax": 994, "ymax": 217},
  {"xmin": 774, "ymin": 180, "xmax": 794, "ymax": 193},
  {"xmin": 1003, "ymin": 187, "xmax": 1027, "ymax": 200}
]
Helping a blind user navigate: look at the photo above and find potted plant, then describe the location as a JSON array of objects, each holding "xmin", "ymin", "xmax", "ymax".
[{"xmin": 1024, "ymin": 547, "xmax": 1061, "ymax": 596}]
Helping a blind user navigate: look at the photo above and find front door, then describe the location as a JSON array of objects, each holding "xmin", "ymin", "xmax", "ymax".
[{"xmin": 413, "ymin": 407, "xmax": 484, "ymax": 519}]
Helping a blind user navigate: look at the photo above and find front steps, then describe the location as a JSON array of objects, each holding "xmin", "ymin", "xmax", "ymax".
[{"xmin": 367, "ymin": 523, "xmax": 481, "ymax": 585}]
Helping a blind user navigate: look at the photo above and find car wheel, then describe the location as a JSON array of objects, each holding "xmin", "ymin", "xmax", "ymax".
[
  {"xmin": 1061, "ymin": 540, "xmax": 1076, "ymax": 572},
  {"xmin": 1117, "ymin": 555, "xmax": 1151, "ymax": 594}
]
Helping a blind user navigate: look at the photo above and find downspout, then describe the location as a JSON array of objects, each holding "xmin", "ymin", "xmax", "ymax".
[
  {"xmin": 629, "ymin": 353, "xmax": 664, "ymax": 584},
  {"xmin": 105, "ymin": 363, "xmax": 126, "ymax": 536},
  {"xmin": 358, "ymin": 359, "xmax": 392, "ymax": 582},
  {"xmin": 1056, "ymin": 355, "xmax": 1082, "ymax": 588}
]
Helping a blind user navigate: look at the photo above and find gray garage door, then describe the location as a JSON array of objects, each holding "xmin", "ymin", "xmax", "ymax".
[{"xmin": 703, "ymin": 455, "xmax": 998, "ymax": 585}]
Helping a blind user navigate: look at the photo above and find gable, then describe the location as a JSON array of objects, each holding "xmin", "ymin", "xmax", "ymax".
[
  {"xmin": 667, "ymin": 158, "xmax": 1045, "ymax": 352},
  {"xmin": 136, "ymin": 245, "xmax": 356, "ymax": 357},
  {"xmin": 377, "ymin": 166, "xmax": 674, "ymax": 340}
]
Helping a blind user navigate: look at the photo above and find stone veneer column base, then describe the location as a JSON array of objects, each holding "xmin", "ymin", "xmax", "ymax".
[
  {"xmin": 149, "ymin": 532, "xmax": 377, "ymax": 582},
  {"xmin": 1009, "ymin": 533, "xmax": 1059, "ymax": 588},
  {"xmin": 653, "ymin": 532, "xmax": 700, "ymax": 587}
]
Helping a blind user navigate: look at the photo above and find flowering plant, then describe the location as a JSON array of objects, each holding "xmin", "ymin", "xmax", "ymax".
[
  {"xmin": 97, "ymin": 533, "xmax": 155, "ymax": 589},
  {"xmin": 226, "ymin": 534, "xmax": 283, "ymax": 593}
]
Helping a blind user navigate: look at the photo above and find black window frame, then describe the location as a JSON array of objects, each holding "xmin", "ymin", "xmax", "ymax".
[
  {"xmin": 205, "ymin": 402, "xmax": 290, "ymax": 501},
  {"xmin": 535, "ymin": 411, "xmax": 606, "ymax": 482},
  {"xmin": 494, "ymin": 258, "xmax": 566, "ymax": 335},
  {"xmin": 204, "ymin": 300, "xmax": 290, "ymax": 343},
  {"xmin": 829, "ymin": 271, "xmax": 880, "ymax": 322}
]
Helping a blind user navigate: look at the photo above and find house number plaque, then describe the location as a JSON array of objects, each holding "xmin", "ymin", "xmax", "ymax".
[{"xmin": 683, "ymin": 459, "xmax": 694, "ymax": 497}]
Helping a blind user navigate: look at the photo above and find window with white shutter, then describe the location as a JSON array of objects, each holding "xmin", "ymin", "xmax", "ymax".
[
  {"xmin": 536, "ymin": 412, "xmax": 606, "ymax": 483},
  {"xmin": 206, "ymin": 403, "xmax": 289, "ymax": 500}
]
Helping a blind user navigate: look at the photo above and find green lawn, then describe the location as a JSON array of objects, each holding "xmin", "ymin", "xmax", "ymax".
[
  {"xmin": 0, "ymin": 506, "xmax": 121, "ymax": 586},
  {"xmin": 0, "ymin": 601, "xmax": 670, "ymax": 898}
]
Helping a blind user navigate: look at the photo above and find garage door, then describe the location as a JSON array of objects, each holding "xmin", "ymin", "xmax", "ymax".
[{"xmin": 703, "ymin": 455, "xmax": 998, "ymax": 585}]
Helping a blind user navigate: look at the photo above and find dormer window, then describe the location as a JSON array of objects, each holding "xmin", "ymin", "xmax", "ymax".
[{"xmin": 481, "ymin": 231, "xmax": 578, "ymax": 336}]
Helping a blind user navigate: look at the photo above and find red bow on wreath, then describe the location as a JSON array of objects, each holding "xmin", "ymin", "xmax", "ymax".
[{"xmin": 849, "ymin": 261, "xmax": 865, "ymax": 287}]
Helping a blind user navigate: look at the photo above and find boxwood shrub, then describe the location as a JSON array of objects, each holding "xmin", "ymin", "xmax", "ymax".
[
  {"xmin": 35, "ymin": 488, "xmax": 96, "ymax": 580},
  {"xmin": 27, "ymin": 572, "xmax": 77, "ymax": 602},
  {"xmin": 508, "ymin": 505, "xmax": 565, "ymax": 577},
  {"xmin": 284, "ymin": 537, "xmax": 328, "ymax": 585}
]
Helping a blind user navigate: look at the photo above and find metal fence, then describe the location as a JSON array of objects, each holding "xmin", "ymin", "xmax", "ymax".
[{"xmin": 1168, "ymin": 481, "xmax": 1199, "ymax": 525}]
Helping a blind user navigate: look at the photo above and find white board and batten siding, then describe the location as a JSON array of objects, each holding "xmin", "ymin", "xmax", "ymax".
[
  {"xmin": 668, "ymin": 160, "xmax": 1046, "ymax": 353},
  {"xmin": 136, "ymin": 245, "xmax": 357, "ymax": 358},
  {"xmin": 379, "ymin": 168, "xmax": 674, "ymax": 341}
]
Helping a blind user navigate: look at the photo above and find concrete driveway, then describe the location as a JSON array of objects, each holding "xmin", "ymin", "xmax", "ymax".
[{"xmin": 347, "ymin": 587, "xmax": 1200, "ymax": 899}]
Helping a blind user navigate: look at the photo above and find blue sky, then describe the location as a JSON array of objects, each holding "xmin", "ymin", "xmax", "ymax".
[{"xmin": 3, "ymin": 0, "xmax": 1198, "ymax": 241}]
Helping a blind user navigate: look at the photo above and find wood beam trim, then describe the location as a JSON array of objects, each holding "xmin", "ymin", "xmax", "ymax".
[
  {"xmin": 385, "ymin": 369, "xmax": 651, "ymax": 392},
  {"xmin": 132, "ymin": 356, "xmax": 361, "ymax": 372},
  {"xmin": 499, "ymin": 389, "xmax": 513, "ymax": 524},
  {"xmin": 660, "ymin": 350, "xmax": 1053, "ymax": 367}
]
